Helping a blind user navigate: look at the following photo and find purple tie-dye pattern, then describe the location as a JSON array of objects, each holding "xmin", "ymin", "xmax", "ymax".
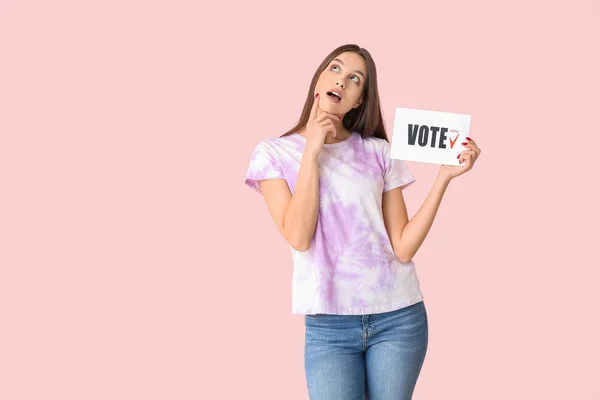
[
  {"xmin": 245, "ymin": 132, "xmax": 424, "ymax": 315},
  {"xmin": 312, "ymin": 201, "xmax": 360, "ymax": 306}
]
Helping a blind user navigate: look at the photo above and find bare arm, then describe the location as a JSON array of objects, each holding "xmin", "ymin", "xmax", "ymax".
[
  {"xmin": 258, "ymin": 93, "xmax": 340, "ymax": 252},
  {"xmin": 383, "ymin": 174, "xmax": 451, "ymax": 263},
  {"xmin": 383, "ymin": 136, "xmax": 482, "ymax": 262},
  {"xmin": 259, "ymin": 149, "xmax": 320, "ymax": 251}
]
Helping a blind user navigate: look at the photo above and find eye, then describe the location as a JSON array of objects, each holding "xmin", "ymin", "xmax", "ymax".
[{"xmin": 331, "ymin": 64, "xmax": 361, "ymax": 84}]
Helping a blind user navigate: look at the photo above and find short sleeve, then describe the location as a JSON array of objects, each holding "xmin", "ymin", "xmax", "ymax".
[
  {"xmin": 382, "ymin": 140, "xmax": 416, "ymax": 192},
  {"xmin": 244, "ymin": 140, "xmax": 286, "ymax": 194}
]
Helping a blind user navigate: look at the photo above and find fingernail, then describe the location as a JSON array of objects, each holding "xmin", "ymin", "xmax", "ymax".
[
  {"xmin": 456, "ymin": 154, "xmax": 460, "ymax": 159},
  {"xmin": 461, "ymin": 142, "xmax": 468, "ymax": 145},
  {"xmin": 466, "ymin": 137, "xmax": 472, "ymax": 141}
]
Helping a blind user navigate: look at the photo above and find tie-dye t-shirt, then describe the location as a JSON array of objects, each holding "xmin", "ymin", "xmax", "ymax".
[{"xmin": 244, "ymin": 131, "xmax": 424, "ymax": 315}]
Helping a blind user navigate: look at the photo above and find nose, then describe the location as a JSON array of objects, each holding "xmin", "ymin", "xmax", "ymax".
[{"xmin": 336, "ymin": 81, "xmax": 345, "ymax": 89}]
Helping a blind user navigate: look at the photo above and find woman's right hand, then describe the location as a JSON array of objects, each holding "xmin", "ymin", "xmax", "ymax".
[{"xmin": 304, "ymin": 93, "xmax": 341, "ymax": 156}]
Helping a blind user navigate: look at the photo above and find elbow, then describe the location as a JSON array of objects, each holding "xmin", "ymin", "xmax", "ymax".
[
  {"xmin": 287, "ymin": 233, "xmax": 312, "ymax": 252},
  {"xmin": 282, "ymin": 219, "xmax": 314, "ymax": 252},
  {"xmin": 291, "ymin": 243, "xmax": 310, "ymax": 252},
  {"xmin": 394, "ymin": 250, "xmax": 413, "ymax": 264},
  {"xmin": 397, "ymin": 256, "xmax": 413, "ymax": 264},
  {"xmin": 290, "ymin": 238, "xmax": 311, "ymax": 252},
  {"xmin": 392, "ymin": 237, "xmax": 412, "ymax": 263}
]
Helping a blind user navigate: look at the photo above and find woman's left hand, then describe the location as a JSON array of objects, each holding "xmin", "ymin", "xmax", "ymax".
[{"xmin": 438, "ymin": 137, "xmax": 481, "ymax": 181}]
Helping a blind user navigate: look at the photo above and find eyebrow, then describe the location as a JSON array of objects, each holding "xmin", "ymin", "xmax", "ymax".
[{"xmin": 332, "ymin": 58, "xmax": 366, "ymax": 80}]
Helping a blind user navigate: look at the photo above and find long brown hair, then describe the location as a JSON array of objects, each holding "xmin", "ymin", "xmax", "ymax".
[{"xmin": 280, "ymin": 44, "xmax": 389, "ymax": 142}]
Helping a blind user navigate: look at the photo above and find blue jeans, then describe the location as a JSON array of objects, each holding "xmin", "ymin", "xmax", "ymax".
[{"xmin": 304, "ymin": 301, "xmax": 428, "ymax": 400}]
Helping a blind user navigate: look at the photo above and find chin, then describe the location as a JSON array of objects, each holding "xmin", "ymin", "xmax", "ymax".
[{"xmin": 322, "ymin": 102, "xmax": 346, "ymax": 115}]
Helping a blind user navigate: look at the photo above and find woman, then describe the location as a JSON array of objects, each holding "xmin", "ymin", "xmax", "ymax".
[{"xmin": 244, "ymin": 44, "xmax": 481, "ymax": 399}]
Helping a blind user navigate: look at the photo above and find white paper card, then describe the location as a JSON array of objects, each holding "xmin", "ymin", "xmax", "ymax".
[{"xmin": 390, "ymin": 107, "xmax": 472, "ymax": 166}]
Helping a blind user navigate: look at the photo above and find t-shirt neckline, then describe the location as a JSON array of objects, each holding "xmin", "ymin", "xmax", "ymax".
[{"xmin": 293, "ymin": 131, "xmax": 358, "ymax": 148}]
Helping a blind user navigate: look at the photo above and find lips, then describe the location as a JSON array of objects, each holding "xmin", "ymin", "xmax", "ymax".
[
  {"xmin": 326, "ymin": 89, "xmax": 343, "ymax": 100},
  {"xmin": 326, "ymin": 89, "xmax": 343, "ymax": 103}
]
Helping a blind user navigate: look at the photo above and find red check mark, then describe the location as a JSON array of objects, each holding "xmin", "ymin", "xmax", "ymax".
[{"xmin": 449, "ymin": 133, "xmax": 460, "ymax": 149}]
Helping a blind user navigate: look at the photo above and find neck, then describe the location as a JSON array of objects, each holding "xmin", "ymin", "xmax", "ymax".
[
  {"xmin": 298, "ymin": 124, "xmax": 351, "ymax": 143},
  {"xmin": 325, "ymin": 130, "xmax": 351, "ymax": 144}
]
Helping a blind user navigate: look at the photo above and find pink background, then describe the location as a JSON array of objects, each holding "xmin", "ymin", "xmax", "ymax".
[{"xmin": 1, "ymin": 0, "xmax": 599, "ymax": 399}]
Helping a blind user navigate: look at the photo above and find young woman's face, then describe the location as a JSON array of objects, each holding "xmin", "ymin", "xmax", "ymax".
[{"xmin": 314, "ymin": 51, "xmax": 367, "ymax": 116}]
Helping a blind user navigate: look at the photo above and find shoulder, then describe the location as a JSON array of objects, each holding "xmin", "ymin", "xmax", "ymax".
[
  {"xmin": 359, "ymin": 134, "xmax": 391, "ymax": 154},
  {"xmin": 250, "ymin": 134, "xmax": 301, "ymax": 163},
  {"xmin": 255, "ymin": 135, "xmax": 297, "ymax": 151},
  {"xmin": 255, "ymin": 133, "xmax": 300, "ymax": 150}
]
